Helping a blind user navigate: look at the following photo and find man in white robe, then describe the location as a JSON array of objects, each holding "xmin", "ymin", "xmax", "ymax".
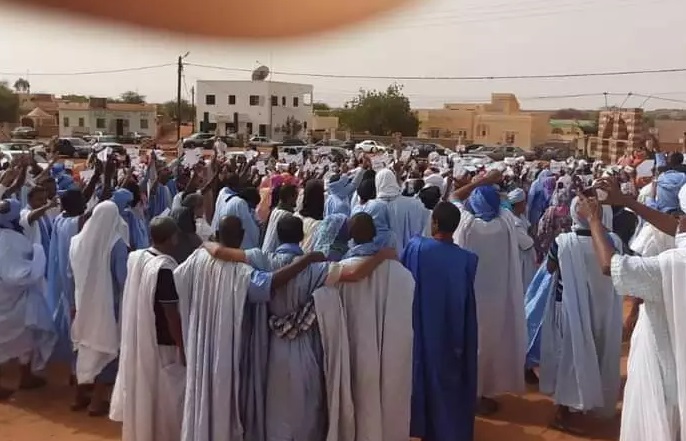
[
  {"xmin": 313, "ymin": 212, "xmax": 415, "ymax": 441},
  {"xmin": 539, "ymin": 196, "xmax": 623, "ymax": 435},
  {"xmin": 452, "ymin": 170, "xmax": 526, "ymax": 414},
  {"xmin": 110, "ymin": 217, "xmax": 187, "ymax": 441},
  {"xmin": 584, "ymin": 179, "xmax": 686, "ymax": 441},
  {"xmin": 174, "ymin": 215, "xmax": 336, "ymax": 441},
  {"xmin": 508, "ymin": 188, "xmax": 537, "ymax": 291},
  {"xmin": 0, "ymin": 198, "xmax": 55, "ymax": 400}
]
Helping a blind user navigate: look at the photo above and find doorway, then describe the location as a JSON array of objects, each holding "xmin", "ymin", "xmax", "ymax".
[{"xmin": 115, "ymin": 119, "xmax": 125, "ymax": 136}]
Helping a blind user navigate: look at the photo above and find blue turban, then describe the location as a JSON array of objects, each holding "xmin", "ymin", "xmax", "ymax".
[
  {"xmin": 0, "ymin": 198, "xmax": 22, "ymax": 231},
  {"xmin": 656, "ymin": 170, "xmax": 686, "ymax": 213},
  {"xmin": 111, "ymin": 188, "xmax": 134, "ymax": 215},
  {"xmin": 467, "ymin": 185, "xmax": 501, "ymax": 222}
]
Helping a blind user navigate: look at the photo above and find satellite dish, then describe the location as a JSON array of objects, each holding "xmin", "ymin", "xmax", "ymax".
[{"xmin": 252, "ymin": 66, "xmax": 270, "ymax": 81}]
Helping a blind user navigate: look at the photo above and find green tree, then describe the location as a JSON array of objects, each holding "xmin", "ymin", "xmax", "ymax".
[
  {"xmin": 61, "ymin": 94, "xmax": 90, "ymax": 103},
  {"xmin": 119, "ymin": 91, "xmax": 146, "ymax": 104},
  {"xmin": 160, "ymin": 99, "xmax": 195, "ymax": 123},
  {"xmin": 0, "ymin": 82, "xmax": 19, "ymax": 123},
  {"xmin": 13, "ymin": 78, "xmax": 30, "ymax": 93},
  {"xmin": 336, "ymin": 84, "xmax": 419, "ymax": 136},
  {"xmin": 313, "ymin": 102, "xmax": 332, "ymax": 116}
]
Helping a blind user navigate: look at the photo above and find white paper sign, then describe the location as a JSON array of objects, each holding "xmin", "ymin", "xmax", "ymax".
[
  {"xmin": 64, "ymin": 160, "xmax": 75, "ymax": 170},
  {"xmin": 636, "ymin": 159, "xmax": 655, "ymax": 178},
  {"xmin": 400, "ymin": 150, "xmax": 412, "ymax": 162},
  {"xmin": 371, "ymin": 156, "xmax": 386, "ymax": 171},
  {"xmin": 550, "ymin": 160, "xmax": 565, "ymax": 174},
  {"xmin": 245, "ymin": 150, "xmax": 258, "ymax": 161},
  {"xmin": 80, "ymin": 169, "xmax": 94, "ymax": 184},
  {"xmin": 256, "ymin": 161, "xmax": 266, "ymax": 175},
  {"xmin": 125, "ymin": 147, "xmax": 139, "ymax": 157},
  {"xmin": 96, "ymin": 147, "xmax": 112, "ymax": 162},
  {"xmin": 182, "ymin": 148, "xmax": 202, "ymax": 168}
]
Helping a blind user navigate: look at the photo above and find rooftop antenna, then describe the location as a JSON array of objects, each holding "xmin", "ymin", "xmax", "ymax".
[
  {"xmin": 618, "ymin": 92, "xmax": 633, "ymax": 111},
  {"xmin": 252, "ymin": 65, "xmax": 270, "ymax": 81}
]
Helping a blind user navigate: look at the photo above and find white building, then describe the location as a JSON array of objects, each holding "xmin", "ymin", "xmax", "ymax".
[
  {"xmin": 58, "ymin": 98, "xmax": 157, "ymax": 137},
  {"xmin": 195, "ymin": 80, "xmax": 313, "ymax": 141}
]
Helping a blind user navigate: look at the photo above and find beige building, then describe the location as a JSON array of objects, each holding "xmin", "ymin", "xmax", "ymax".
[
  {"xmin": 58, "ymin": 98, "xmax": 157, "ymax": 138},
  {"xmin": 654, "ymin": 119, "xmax": 686, "ymax": 152},
  {"xmin": 416, "ymin": 93, "xmax": 551, "ymax": 149}
]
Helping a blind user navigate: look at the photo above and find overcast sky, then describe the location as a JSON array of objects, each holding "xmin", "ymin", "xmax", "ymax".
[{"xmin": 1, "ymin": 0, "xmax": 685, "ymax": 110}]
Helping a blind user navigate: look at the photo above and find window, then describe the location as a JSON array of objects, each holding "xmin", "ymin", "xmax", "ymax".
[
  {"xmin": 140, "ymin": 119, "xmax": 149, "ymax": 129},
  {"xmin": 205, "ymin": 94, "xmax": 216, "ymax": 105},
  {"xmin": 78, "ymin": 117, "xmax": 85, "ymax": 127},
  {"xmin": 249, "ymin": 95, "xmax": 260, "ymax": 106},
  {"xmin": 293, "ymin": 97, "xmax": 299, "ymax": 107},
  {"xmin": 303, "ymin": 121, "xmax": 308, "ymax": 130},
  {"xmin": 258, "ymin": 124, "xmax": 267, "ymax": 136},
  {"xmin": 246, "ymin": 122, "xmax": 253, "ymax": 134},
  {"xmin": 282, "ymin": 96, "xmax": 286, "ymax": 106},
  {"xmin": 228, "ymin": 95, "xmax": 236, "ymax": 105},
  {"xmin": 63, "ymin": 117, "xmax": 69, "ymax": 128},
  {"xmin": 96, "ymin": 118, "xmax": 106, "ymax": 129},
  {"xmin": 271, "ymin": 95, "xmax": 278, "ymax": 106},
  {"xmin": 504, "ymin": 131, "xmax": 516, "ymax": 144},
  {"xmin": 429, "ymin": 129, "xmax": 440, "ymax": 138},
  {"xmin": 476, "ymin": 124, "xmax": 489, "ymax": 137}
]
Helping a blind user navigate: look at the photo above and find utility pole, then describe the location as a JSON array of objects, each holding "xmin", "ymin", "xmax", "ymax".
[
  {"xmin": 176, "ymin": 52, "xmax": 190, "ymax": 141},
  {"xmin": 191, "ymin": 86, "xmax": 195, "ymax": 133},
  {"xmin": 176, "ymin": 55, "xmax": 183, "ymax": 142}
]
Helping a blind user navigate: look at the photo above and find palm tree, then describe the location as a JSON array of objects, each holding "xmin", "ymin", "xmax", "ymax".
[{"xmin": 13, "ymin": 78, "xmax": 30, "ymax": 93}]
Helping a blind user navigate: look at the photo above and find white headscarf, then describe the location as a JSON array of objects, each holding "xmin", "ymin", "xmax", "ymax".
[
  {"xmin": 69, "ymin": 200, "xmax": 129, "ymax": 383},
  {"xmin": 375, "ymin": 168, "xmax": 401, "ymax": 199},
  {"xmin": 423, "ymin": 173, "xmax": 445, "ymax": 192}
]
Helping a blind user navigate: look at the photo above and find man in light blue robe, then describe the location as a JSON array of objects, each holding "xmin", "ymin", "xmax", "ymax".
[
  {"xmin": 324, "ymin": 170, "xmax": 363, "ymax": 217},
  {"xmin": 402, "ymin": 202, "xmax": 478, "ymax": 441},
  {"xmin": 121, "ymin": 183, "xmax": 151, "ymax": 250},
  {"xmin": 147, "ymin": 167, "xmax": 173, "ymax": 220},
  {"xmin": 46, "ymin": 189, "xmax": 87, "ymax": 365},
  {"xmin": 210, "ymin": 173, "xmax": 241, "ymax": 231},
  {"xmin": 205, "ymin": 215, "xmax": 394, "ymax": 441},
  {"xmin": 214, "ymin": 186, "xmax": 261, "ymax": 250},
  {"xmin": 375, "ymin": 169, "xmax": 429, "ymax": 255},
  {"xmin": 0, "ymin": 198, "xmax": 56, "ymax": 400},
  {"xmin": 351, "ymin": 179, "xmax": 396, "ymax": 249}
]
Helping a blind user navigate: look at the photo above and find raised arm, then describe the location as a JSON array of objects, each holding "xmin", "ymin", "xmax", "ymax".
[
  {"xmin": 451, "ymin": 170, "xmax": 502, "ymax": 202},
  {"xmin": 27, "ymin": 197, "xmax": 59, "ymax": 224},
  {"xmin": 595, "ymin": 177, "xmax": 678, "ymax": 237},
  {"xmin": 577, "ymin": 194, "xmax": 616, "ymax": 276}
]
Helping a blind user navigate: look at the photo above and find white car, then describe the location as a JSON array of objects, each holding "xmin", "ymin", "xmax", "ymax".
[
  {"xmin": 355, "ymin": 140, "xmax": 386, "ymax": 153},
  {"xmin": 248, "ymin": 136, "xmax": 275, "ymax": 147}
]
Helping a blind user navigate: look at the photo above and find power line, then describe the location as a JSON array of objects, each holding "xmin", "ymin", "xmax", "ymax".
[
  {"xmin": 0, "ymin": 63, "xmax": 175, "ymax": 77},
  {"xmin": 186, "ymin": 63, "xmax": 686, "ymax": 81}
]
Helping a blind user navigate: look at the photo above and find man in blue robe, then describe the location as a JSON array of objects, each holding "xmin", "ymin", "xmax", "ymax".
[
  {"xmin": 0, "ymin": 198, "xmax": 56, "ymax": 400},
  {"xmin": 212, "ymin": 184, "xmax": 261, "ymax": 250},
  {"xmin": 401, "ymin": 201, "xmax": 478, "ymax": 441},
  {"xmin": 46, "ymin": 190, "xmax": 87, "ymax": 369}
]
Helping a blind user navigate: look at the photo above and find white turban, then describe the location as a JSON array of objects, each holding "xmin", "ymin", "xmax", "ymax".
[
  {"xmin": 507, "ymin": 188, "xmax": 526, "ymax": 204},
  {"xmin": 423, "ymin": 173, "xmax": 445, "ymax": 192}
]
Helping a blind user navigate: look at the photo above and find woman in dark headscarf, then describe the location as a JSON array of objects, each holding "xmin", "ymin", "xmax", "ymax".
[
  {"xmin": 169, "ymin": 206, "xmax": 202, "ymax": 263},
  {"xmin": 295, "ymin": 179, "xmax": 325, "ymax": 252}
]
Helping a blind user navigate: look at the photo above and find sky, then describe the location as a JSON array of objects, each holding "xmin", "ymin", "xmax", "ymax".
[{"xmin": 1, "ymin": 0, "xmax": 685, "ymax": 110}]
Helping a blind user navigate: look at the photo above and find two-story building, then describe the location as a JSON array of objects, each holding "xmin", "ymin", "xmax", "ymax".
[
  {"xmin": 58, "ymin": 98, "xmax": 157, "ymax": 137},
  {"xmin": 195, "ymin": 80, "xmax": 313, "ymax": 140}
]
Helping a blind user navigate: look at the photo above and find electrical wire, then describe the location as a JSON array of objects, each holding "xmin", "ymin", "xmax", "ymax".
[
  {"xmin": 186, "ymin": 63, "xmax": 686, "ymax": 81},
  {"xmin": 0, "ymin": 63, "xmax": 175, "ymax": 77}
]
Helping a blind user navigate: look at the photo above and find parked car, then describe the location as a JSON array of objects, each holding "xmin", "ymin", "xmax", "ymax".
[
  {"xmin": 279, "ymin": 138, "xmax": 307, "ymax": 147},
  {"xmin": 0, "ymin": 149, "xmax": 49, "ymax": 168},
  {"xmin": 413, "ymin": 143, "xmax": 451, "ymax": 158},
  {"xmin": 355, "ymin": 140, "xmax": 386, "ymax": 153},
  {"xmin": 118, "ymin": 132, "xmax": 152, "ymax": 144},
  {"xmin": 10, "ymin": 126, "xmax": 38, "ymax": 139},
  {"xmin": 182, "ymin": 132, "xmax": 216, "ymax": 149},
  {"xmin": 91, "ymin": 142, "xmax": 126, "ymax": 155},
  {"xmin": 248, "ymin": 136, "xmax": 275, "ymax": 148},
  {"xmin": 55, "ymin": 137, "xmax": 92, "ymax": 158}
]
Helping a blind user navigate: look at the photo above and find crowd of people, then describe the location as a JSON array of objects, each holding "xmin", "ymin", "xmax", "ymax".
[{"xmin": 0, "ymin": 141, "xmax": 684, "ymax": 441}]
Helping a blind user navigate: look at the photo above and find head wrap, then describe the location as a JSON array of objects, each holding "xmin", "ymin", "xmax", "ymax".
[
  {"xmin": 375, "ymin": 169, "xmax": 400, "ymax": 199},
  {"xmin": 327, "ymin": 175, "xmax": 351, "ymax": 198},
  {"xmin": 656, "ymin": 171, "xmax": 686, "ymax": 213},
  {"xmin": 0, "ymin": 198, "xmax": 22, "ymax": 231},
  {"xmin": 111, "ymin": 188, "xmax": 133, "ymax": 215},
  {"xmin": 467, "ymin": 185, "xmax": 500, "ymax": 222},
  {"xmin": 423, "ymin": 173, "xmax": 445, "ymax": 192},
  {"xmin": 570, "ymin": 197, "xmax": 589, "ymax": 231},
  {"xmin": 170, "ymin": 206, "xmax": 197, "ymax": 234},
  {"xmin": 507, "ymin": 188, "xmax": 526, "ymax": 205}
]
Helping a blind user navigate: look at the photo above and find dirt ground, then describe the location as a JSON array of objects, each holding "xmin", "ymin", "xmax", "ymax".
[{"xmin": 0, "ymin": 357, "xmax": 623, "ymax": 441}]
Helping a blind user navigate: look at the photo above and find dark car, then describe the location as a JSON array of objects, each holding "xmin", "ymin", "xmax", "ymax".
[
  {"xmin": 118, "ymin": 132, "xmax": 152, "ymax": 144},
  {"xmin": 183, "ymin": 132, "xmax": 216, "ymax": 149},
  {"xmin": 56, "ymin": 137, "xmax": 92, "ymax": 158},
  {"xmin": 279, "ymin": 138, "xmax": 307, "ymax": 147},
  {"xmin": 11, "ymin": 126, "xmax": 38, "ymax": 140},
  {"xmin": 413, "ymin": 143, "xmax": 450, "ymax": 158}
]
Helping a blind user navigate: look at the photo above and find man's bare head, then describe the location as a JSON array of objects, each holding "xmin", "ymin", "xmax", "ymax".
[{"xmin": 217, "ymin": 215, "xmax": 244, "ymax": 248}]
